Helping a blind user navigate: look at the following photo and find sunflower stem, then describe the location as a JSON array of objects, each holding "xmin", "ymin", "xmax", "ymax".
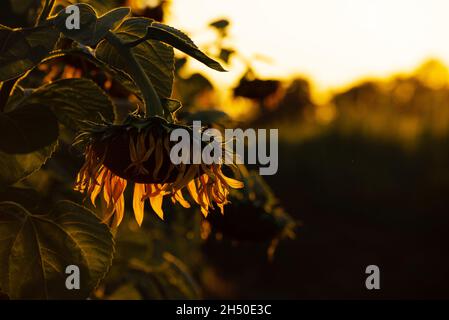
[
  {"xmin": 36, "ymin": 0, "xmax": 55, "ymax": 26},
  {"xmin": 0, "ymin": 78, "xmax": 17, "ymax": 112},
  {"xmin": 105, "ymin": 31, "xmax": 163, "ymax": 118}
]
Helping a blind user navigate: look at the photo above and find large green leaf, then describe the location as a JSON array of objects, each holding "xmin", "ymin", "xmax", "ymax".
[
  {"xmin": 0, "ymin": 141, "xmax": 57, "ymax": 187},
  {"xmin": 43, "ymin": 48, "xmax": 141, "ymax": 99},
  {"xmin": 104, "ymin": 253, "xmax": 200, "ymax": 300},
  {"xmin": 53, "ymin": 4, "xmax": 130, "ymax": 47},
  {"xmin": 0, "ymin": 200, "xmax": 114, "ymax": 299},
  {"xmin": 96, "ymin": 17, "xmax": 175, "ymax": 99},
  {"xmin": 0, "ymin": 25, "xmax": 60, "ymax": 81},
  {"xmin": 0, "ymin": 103, "xmax": 59, "ymax": 154},
  {"xmin": 0, "ymin": 187, "xmax": 40, "ymax": 211},
  {"xmin": 24, "ymin": 78, "xmax": 115, "ymax": 130},
  {"xmin": 141, "ymin": 22, "xmax": 226, "ymax": 72},
  {"xmin": 4, "ymin": 85, "xmax": 25, "ymax": 112},
  {"xmin": 107, "ymin": 283, "xmax": 142, "ymax": 300}
]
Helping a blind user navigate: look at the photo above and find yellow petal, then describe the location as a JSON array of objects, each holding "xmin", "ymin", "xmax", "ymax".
[
  {"xmin": 101, "ymin": 196, "xmax": 116, "ymax": 225},
  {"xmin": 200, "ymin": 205, "xmax": 209, "ymax": 218},
  {"xmin": 103, "ymin": 170, "xmax": 112, "ymax": 206},
  {"xmin": 174, "ymin": 190, "xmax": 191, "ymax": 208},
  {"xmin": 110, "ymin": 177, "xmax": 121, "ymax": 202},
  {"xmin": 113, "ymin": 193, "xmax": 125, "ymax": 227},
  {"xmin": 221, "ymin": 174, "xmax": 244, "ymax": 189},
  {"xmin": 133, "ymin": 183, "xmax": 146, "ymax": 226},
  {"xmin": 149, "ymin": 193, "xmax": 164, "ymax": 220},
  {"xmin": 187, "ymin": 180, "xmax": 200, "ymax": 204},
  {"xmin": 90, "ymin": 168, "xmax": 106, "ymax": 206},
  {"xmin": 217, "ymin": 203, "xmax": 225, "ymax": 215}
]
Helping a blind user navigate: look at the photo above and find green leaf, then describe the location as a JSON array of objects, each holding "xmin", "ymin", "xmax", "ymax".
[
  {"xmin": 162, "ymin": 98, "xmax": 182, "ymax": 114},
  {"xmin": 0, "ymin": 25, "xmax": 60, "ymax": 81},
  {"xmin": 98, "ymin": 7, "xmax": 131, "ymax": 33},
  {"xmin": 96, "ymin": 17, "xmax": 175, "ymax": 99},
  {"xmin": 53, "ymin": 4, "xmax": 130, "ymax": 47},
  {"xmin": 158, "ymin": 252, "xmax": 201, "ymax": 299},
  {"xmin": 49, "ymin": 48, "xmax": 141, "ymax": 98},
  {"xmin": 0, "ymin": 141, "xmax": 57, "ymax": 186},
  {"xmin": 0, "ymin": 200, "xmax": 114, "ymax": 299},
  {"xmin": 107, "ymin": 283, "xmax": 143, "ymax": 300},
  {"xmin": 0, "ymin": 103, "xmax": 59, "ymax": 154},
  {"xmin": 143, "ymin": 22, "xmax": 226, "ymax": 72},
  {"xmin": 126, "ymin": 253, "xmax": 201, "ymax": 299},
  {"xmin": 24, "ymin": 78, "xmax": 115, "ymax": 130}
]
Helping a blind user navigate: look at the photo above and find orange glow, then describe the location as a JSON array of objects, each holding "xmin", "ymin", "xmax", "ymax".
[{"xmin": 167, "ymin": 0, "xmax": 449, "ymax": 95}]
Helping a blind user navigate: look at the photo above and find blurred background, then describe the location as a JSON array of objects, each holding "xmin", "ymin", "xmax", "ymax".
[{"xmin": 2, "ymin": 0, "xmax": 449, "ymax": 299}]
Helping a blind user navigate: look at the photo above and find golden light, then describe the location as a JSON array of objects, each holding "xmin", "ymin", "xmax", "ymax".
[{"xmin": 168, "ymin": 0, "xmax": 449, "ymax": 95}]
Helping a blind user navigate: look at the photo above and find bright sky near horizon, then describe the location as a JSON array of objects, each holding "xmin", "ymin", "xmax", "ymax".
[{"xmin": 166, "ymin": 0, "xmax": 449, "ymax": 93}]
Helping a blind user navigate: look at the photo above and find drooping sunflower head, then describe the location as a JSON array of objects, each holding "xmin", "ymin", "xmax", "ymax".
[
  {"xmin": 84, "ymin": 116, "xmax": 185, "ymax": 184},
  {"xmin": 75, "ymin": 115, "xmax": 244, "ymax": 228}
]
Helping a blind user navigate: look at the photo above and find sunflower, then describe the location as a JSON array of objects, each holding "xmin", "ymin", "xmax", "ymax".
[{"xmin": 74, "ymin": 115, "xmax": 243, "ymax": 227}]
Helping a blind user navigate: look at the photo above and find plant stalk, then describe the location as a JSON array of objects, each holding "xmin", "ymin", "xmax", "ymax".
[
  {"xmin": 105, "ymin": 31, "xmax": 163, "ymax": 118},
  {"xmin": 0, "ymin": 79, "xmax": 17, "ymax": 112},
  {"xmin": 36, "ymin": 0, "xmax": 55, "ymax": 26}
]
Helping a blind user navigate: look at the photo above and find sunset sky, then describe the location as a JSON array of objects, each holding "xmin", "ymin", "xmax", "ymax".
[{"xmin": 166, "ymin": 0, "xmax": 449, "ymax": 95}]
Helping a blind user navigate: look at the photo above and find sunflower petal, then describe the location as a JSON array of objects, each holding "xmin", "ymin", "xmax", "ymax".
[
  {"xmin": 90, "ymin": 168, "xmax": 106, "ymax": 206},
  {"xmin": 217, "ymin": 203, "xmax": 225, "ymax": 215},
  {"xmin": 220, "ymin": 173, "xmax": 244, "ymax": 189},
  {"xmin": 110, "ymin": 176, "xmax": 124, "ymax": 203},
  {"xmin": 113, "ymin": 193, "xmax": 125, "ymax": 227},
  {"xmin": 200, "ymin": 205, "xmax": 209, "ymax": 218},
  {"xmin": 187, "ymin": 180, "xmax": 200, "ymax": 204},
  {"xmin": 133, "ymin": 183, "xmax": 146, "ymax": 226},
  {"xmin": 103, "ymin": 170, "xmax": 112, "ymax": 206},
  {"xmin": 149, "ymin": 193, "xmax": 164, "ymax": 220},
  {"xmin": 174, "ymin": 189, "xmax": 191, "ymax": 208}
]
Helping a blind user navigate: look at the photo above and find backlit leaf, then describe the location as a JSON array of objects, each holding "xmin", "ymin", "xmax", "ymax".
[
  {"xmin": 24, "ymin": 78, "xmax": 115, "ymax": 130},
  {"xmin": 53, "ymin": 4, "xmax": 130, "ymax": 47},
  {"xmin": 0, "ymin": 200, "xmax": 114, "ymax": 299},
  {"xmin": 0, "ymin": 24, "xmax": 60, "ymax": 81},
  {"xmin": 124, "ymin": 253, "xmax": 201, "ymax": 299},
  {"xmin": 96, "ymin": 17, "xmax": 175, "ymax": 99},
  {"xmin": 0, "ymin": 141, "xmax": 57, "ymax": 186},
  {"xmin": 144, "ymin": 22, "xmax": 226, "ymax": 72}
]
